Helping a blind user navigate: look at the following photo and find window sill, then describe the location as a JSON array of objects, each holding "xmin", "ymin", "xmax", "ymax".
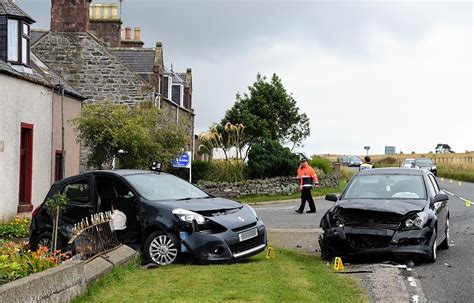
[{"xmin": 18, "ymin": 204, "xmax": 33, "ymax": 213}]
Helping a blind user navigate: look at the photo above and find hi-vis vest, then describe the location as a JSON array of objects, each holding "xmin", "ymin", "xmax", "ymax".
[
  {"xmin": 359, "ymin": 163, "xmax": 373, "ymax": 171},
  {"xmin": 297, "ymin": 165, "xmax": 319, "ymax": 190}
]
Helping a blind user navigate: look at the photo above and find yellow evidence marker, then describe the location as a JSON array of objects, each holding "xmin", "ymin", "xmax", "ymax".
[
  {"xmin": 449, "ymin": 179, "xmax": 453, "ymax": 184},
  {"xmin": 266, "ymin": 247, "xmax": 276, "ymax": 259},
  {"xmin": 333, "ymin": 257, "xmax": 344, "ymax": 271},
  {"xmin": 466, "ymin": 200, "xmax": 471, "ymax": 208},
  {"xmin": 458, "ymin": 181, "xmax": 462, "ymax": 187},
  {"xmin": 440, "ymin": 178, "xmax": 444, "ymax": 182}
]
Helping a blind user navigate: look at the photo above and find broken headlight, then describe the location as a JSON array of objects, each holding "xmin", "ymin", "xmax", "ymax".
[
  {"xmin": 173, "ymin": 208, "xmax": 206, "ymax": 224},
  {"xmin": 405, "ymin": 212, "xmax": 428, "ymax": 228}
]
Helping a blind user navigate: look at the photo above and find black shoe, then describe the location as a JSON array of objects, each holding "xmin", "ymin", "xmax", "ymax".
[
  {"xmin": 306, "ymin": 210, "xmax": 316, "ymax": 213},
  {"xmin": 295, "ymin": 209, "xmax": 303, "ymax": 214}
]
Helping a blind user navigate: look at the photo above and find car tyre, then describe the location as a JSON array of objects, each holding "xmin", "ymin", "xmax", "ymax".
[
  {"xmin": 440, "ymin": 217, "xmax": 450, "ymax": 250},
  {"xmin": 143, "ymin": 230, "xmax": 180, "ymax": 265},
  {"xmin": 426, "ymin": 232, "xmax": 437, "ymax": 263}
]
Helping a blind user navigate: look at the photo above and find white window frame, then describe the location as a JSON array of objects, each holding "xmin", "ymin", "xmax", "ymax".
[{"xmin": 7, "ymin": 19, "xmax": 19, "ymax": 62}]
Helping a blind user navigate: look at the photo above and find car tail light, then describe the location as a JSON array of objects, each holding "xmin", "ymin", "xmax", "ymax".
[{"xmin": 31, "ymin": 205, "xmax": 41, "ymax": 218}]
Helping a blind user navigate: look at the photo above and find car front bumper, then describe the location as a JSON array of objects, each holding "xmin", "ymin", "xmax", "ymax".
[
  {"xmin": 180, "ymin": 220, "xmax": 267, "ymax": 263},
  {"xmin": 319, "ymin": 225, "xmax": 435, "ymax": 260}
]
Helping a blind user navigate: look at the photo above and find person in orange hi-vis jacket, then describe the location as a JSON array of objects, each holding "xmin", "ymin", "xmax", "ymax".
[{"xmin": 296, "ymin": 158, "xmax": 319, "ymax": 213}]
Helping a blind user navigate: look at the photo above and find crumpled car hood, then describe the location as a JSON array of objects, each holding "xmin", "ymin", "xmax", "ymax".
[
  {"xmin": 336, "ymin": 199, "xmax": 426, "ymax": 215},
  {"xmin": 156, "ymin": 197, "xmax": 242, "ymax": 212}
]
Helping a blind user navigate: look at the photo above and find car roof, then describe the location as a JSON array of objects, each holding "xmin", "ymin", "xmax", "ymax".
[
  {"xmin": 94, "ymin": 169, "xmax": 163, "ymax": 176},
  {"xmin": 357, "ymin": 168, "xmax": 426, "ymax": 176}
]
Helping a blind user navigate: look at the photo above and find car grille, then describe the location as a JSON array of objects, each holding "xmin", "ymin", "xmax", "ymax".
[
  {"xmin": 347, "ymin": 234, "xmax": 392, "ymax": 249},
  {"xmin": 338, "ymin": 209, "xmax": 401, "ymax": 229},
  {"xmin": 232, "ymin": 222, "xmax": 257, "ymax": 233},
  {"xmin": 228, "ymin": 234, "xmax": 264, "ymax": 255}
]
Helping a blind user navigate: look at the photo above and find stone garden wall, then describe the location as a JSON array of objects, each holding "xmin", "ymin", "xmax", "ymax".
[{"xmin": 197, "ymin": 174, "xmax": 341, "ymax": 198}]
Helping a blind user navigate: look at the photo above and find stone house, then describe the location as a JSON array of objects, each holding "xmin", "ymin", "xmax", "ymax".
[
  {"xmin": 0, "ymin": 0, "xmax": 84, "ymax": 219},
  {"xmin": 32, "ymin": 0, "xmax": 196, "ymax": 166}
]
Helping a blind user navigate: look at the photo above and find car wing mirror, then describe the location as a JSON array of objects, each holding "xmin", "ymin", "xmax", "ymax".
[
  {"xmin": 433, "ymin": 193, "xmax": 449, "ymax": 203},
  {"xmin": 325, "ymin": 194, "xmax": 338, "ymax": 202}
]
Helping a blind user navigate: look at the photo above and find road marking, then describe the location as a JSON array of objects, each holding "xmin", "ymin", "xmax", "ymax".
[
  {"xmin": 443, "ymin": 190, "xmax": 455, "ymax": 196},
  {"xmin": 412, "ymin": 295, "xmax": 419, "ymax": 303}
]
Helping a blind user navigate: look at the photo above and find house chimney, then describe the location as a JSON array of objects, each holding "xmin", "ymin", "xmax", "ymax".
[
  {"xmin": 51, "ymin": 0, "xmax": 92, "ymax": 32},
  {"xmin": 88, "ymin": 3, "xmax": 122, "ymax": 47},
  {"xmin": 134, "ymin": 27, "xmax": 140, "ymax": 41},
  {"xmin": 125, "ymin": 27, "xmax": 131, "ymax": 40}
]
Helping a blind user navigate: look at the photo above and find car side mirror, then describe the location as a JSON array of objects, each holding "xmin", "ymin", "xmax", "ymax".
[
  {"xmin": 325, "ymin": 194, "xmax": 338, "ymax": 202},
  {"xmin": 433, "ymin": 193, "xmax": 449, "ymax": 203}
]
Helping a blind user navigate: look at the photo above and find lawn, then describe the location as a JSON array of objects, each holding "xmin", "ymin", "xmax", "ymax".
[
  {"xmin": 75, "ymin": 249, "xmax": 368, "ymax": 303},
  {"xmin": 237, "ymin": 182, "xmax": 346, "ymax": 203},
  {"xmin": 437, "ymin": 163, "xmax": 474, "ymax": 183}
]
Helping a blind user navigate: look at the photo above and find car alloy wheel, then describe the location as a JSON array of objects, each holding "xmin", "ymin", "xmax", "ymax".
[{"xmin": 148, "ymin": 233, "xmax": 178, "ymax": 265}]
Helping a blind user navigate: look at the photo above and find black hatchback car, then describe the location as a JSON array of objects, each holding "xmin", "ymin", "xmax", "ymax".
[
  {"xmin": 319, "ymin": 168, "xmax": 449, "ymax": 262},
  {"xmin": 29, "ymin": 170, "xmax": 267, "ymax": 265}
]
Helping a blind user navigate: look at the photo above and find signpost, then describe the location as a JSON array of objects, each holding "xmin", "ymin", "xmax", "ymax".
[
  {"xmin": 364, "ymin": 146, "xmax": 370, "ymax": 156},
  {"xmin": 172, "ymin": 151, "xmax": 192, "ymax": 182}
]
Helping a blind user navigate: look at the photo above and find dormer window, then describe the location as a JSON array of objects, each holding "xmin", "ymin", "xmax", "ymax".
[
  {"xmin": 171, "ymin": 84, "xmax": 183, "ymax": 106},
  {"xmin": 7, "ymin": 19, "xmax": 29, "ymax": 65}
]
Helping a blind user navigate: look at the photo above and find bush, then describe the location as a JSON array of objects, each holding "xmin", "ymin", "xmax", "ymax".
[
  {"xmin": 0, "ymin": 242, "xmax": 62, "ymax": 285},
  {"xmin": 206, "ymin": 161, "xmax": 245, "ymax": 183},
  {"xmin": 340, "ymin": 166, "xmax": 356, "ymax": 181},
  {"xmin": 245, "ymin": 140, "xmax": 299, "ymax": 179},
  {"xmin": 191, "ymin": 160, "xmax": 212, "ymax": 183},
  {"xmin": 374, "ymin": 157, "xmax": 399, "ymax": 167},
  {"xmin": 0, "ymin": 217, "xmax": 30, "ymax": 239},
  {"xmin": 438, "ymin": 163, "xmax": 474, "ymax": 183},
  {"xmin": 309, "ymin": 157, "xmax": 333, "ymax": 175}
]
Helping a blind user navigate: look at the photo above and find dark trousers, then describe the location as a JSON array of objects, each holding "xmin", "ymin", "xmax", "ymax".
[{"xmin": 298, "ymin": 187, "xmax": 316, "ymax": 212}]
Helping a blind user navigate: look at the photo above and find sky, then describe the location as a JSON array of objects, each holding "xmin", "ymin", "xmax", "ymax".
[{"xmin": 18, "ymin": 0, "xmax": 473, "ymax": 155}]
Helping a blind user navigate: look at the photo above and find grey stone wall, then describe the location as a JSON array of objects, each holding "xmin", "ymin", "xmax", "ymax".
[{"xmin": 197, "ymin": 174, "xmax": 341, "ymax": 198}]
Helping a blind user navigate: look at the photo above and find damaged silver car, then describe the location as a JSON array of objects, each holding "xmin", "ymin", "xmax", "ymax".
[{"xmin": 319, "ymin": 168, "xmax": 449, "ymax": 262}]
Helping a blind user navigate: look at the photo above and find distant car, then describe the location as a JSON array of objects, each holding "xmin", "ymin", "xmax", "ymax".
[
  {"xmin": 29, "ymin": 170, "xmax": 267, "ymax": 265},
  {"xmin": 401, "ymin": 158, "xmax": 416, "ymax": 168},
  {"xmin": 341, "ymin": 155, "xmax": 363, "ymax": 167},
  {"xmin": 319, "ymin": 168, "xmax": 449, "ymax": 262},
  {"xmin": 414, "ymin": 158, "xmax": 437, "ymax": 176}
]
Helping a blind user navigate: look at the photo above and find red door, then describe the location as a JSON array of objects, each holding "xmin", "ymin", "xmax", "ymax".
[{"xmin": 18, "ymin": 123, "xmax": 33, "ymax": 212}]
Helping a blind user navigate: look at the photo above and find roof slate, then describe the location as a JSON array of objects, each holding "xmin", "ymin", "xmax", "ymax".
[
  {"xmin": 31, "ymin": 29, "xmax": 48, "ymax": 45},
  {"xmin": 110, "ymin": 48, "xmax": 155, "ymax": 74},
  {"xmin": 0, "ymin": 58, "xmax": 50, "ymax": 87},
  {"xmin": 0, "ymin": 0, "xmax": 34, "ymax": 23}
]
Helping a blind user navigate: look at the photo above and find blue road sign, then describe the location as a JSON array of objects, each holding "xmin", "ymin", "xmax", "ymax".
[{"xmin": 172, "ymin": 151, "xmax": 191, "ymax": 168}]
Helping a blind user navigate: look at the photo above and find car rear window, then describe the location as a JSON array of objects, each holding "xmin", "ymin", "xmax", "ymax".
[
  {"xmin": 124, "ymin": 173, "xmax": 209, "ymax": 201},
  {"xmin": 343, "ymin": 175, "xmax": 426, "ymax": 200}
]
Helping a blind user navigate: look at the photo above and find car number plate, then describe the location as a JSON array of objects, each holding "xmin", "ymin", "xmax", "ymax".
[{"xmin": 239, "ymin": 228, "xmax": 258, "ymax": 242}]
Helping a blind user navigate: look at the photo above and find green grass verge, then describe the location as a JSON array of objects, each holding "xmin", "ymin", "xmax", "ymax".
[
  {"xmin": 75, "ymin": 249, "xmax": 368, "ymax": 303},
  {"xmin": 237, "ymin": 182, "xmax": 346, "ymax": 203},
  {"xmin": 437, "ymin": 165, "xmax": 474, "ymax": 183}
]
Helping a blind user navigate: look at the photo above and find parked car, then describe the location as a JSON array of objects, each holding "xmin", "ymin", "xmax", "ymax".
[
  {"xmin": 29, "ymin": 170, "xmax": 267, "ymax": 265},
  {"xmin": 319, "ymin": 168, "xmax": 449, "ymax": 262},
  {"xmin": 401, "ymin": 158, "xmax": 416, "ymax": 168},
  {"xmin": 414, "ymin": 158, "xmax": 437, "ymax": 176},
  {"xmin": 341, "ymin": 155, "xmax": 363, "ymax": 167}
]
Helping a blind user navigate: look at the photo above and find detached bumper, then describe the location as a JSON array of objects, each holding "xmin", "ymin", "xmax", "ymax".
[
  {"xmin": 319, "ymin": 226, "xmax": 435, "ymax": 260},
  {"xmin": 181, "ymin": 220, "xmax": 267, "ymax": 263}
]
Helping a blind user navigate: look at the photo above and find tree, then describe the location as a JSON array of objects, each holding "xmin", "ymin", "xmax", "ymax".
[
  {"xmin": 245, "ymin": 139, "xmax": 299, "ymax": 179},
  {"xmin": 72, "ymin": 101, "xmax": 187, "ymax": 169},
  {"xmin": 222, "ymin": 74, "xmax": 310, "ymax": 152}
]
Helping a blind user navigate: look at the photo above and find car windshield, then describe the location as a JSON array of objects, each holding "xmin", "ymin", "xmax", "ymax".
[
  {"xmin": 405, "ymin": 159, "xmax": 415, "ymax": 164},
  {"xmin": 415, "ymin": 159, "xmax": 433, "ymax": 166},
  {"xmin": 124, "ymin": 173, "xmax": 209, "ymax": 201},
  {"xmin": 343, "ymin": 174, "xmax": 426, "ymax": 200}
]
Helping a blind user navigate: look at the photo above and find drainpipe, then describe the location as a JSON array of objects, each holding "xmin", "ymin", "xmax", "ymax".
[{"xmin": 61, "ymin": 82, "xmax": 65, "ymax": 179}]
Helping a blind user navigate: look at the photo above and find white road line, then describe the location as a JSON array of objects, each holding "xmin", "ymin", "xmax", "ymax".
[
  {"xmin": 458, "ymin": 197, "xmax": 468, "ymax": 202},
  {"xmin": 443, "ymin": 190, "xmax": 455, "ymax": 196}
]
